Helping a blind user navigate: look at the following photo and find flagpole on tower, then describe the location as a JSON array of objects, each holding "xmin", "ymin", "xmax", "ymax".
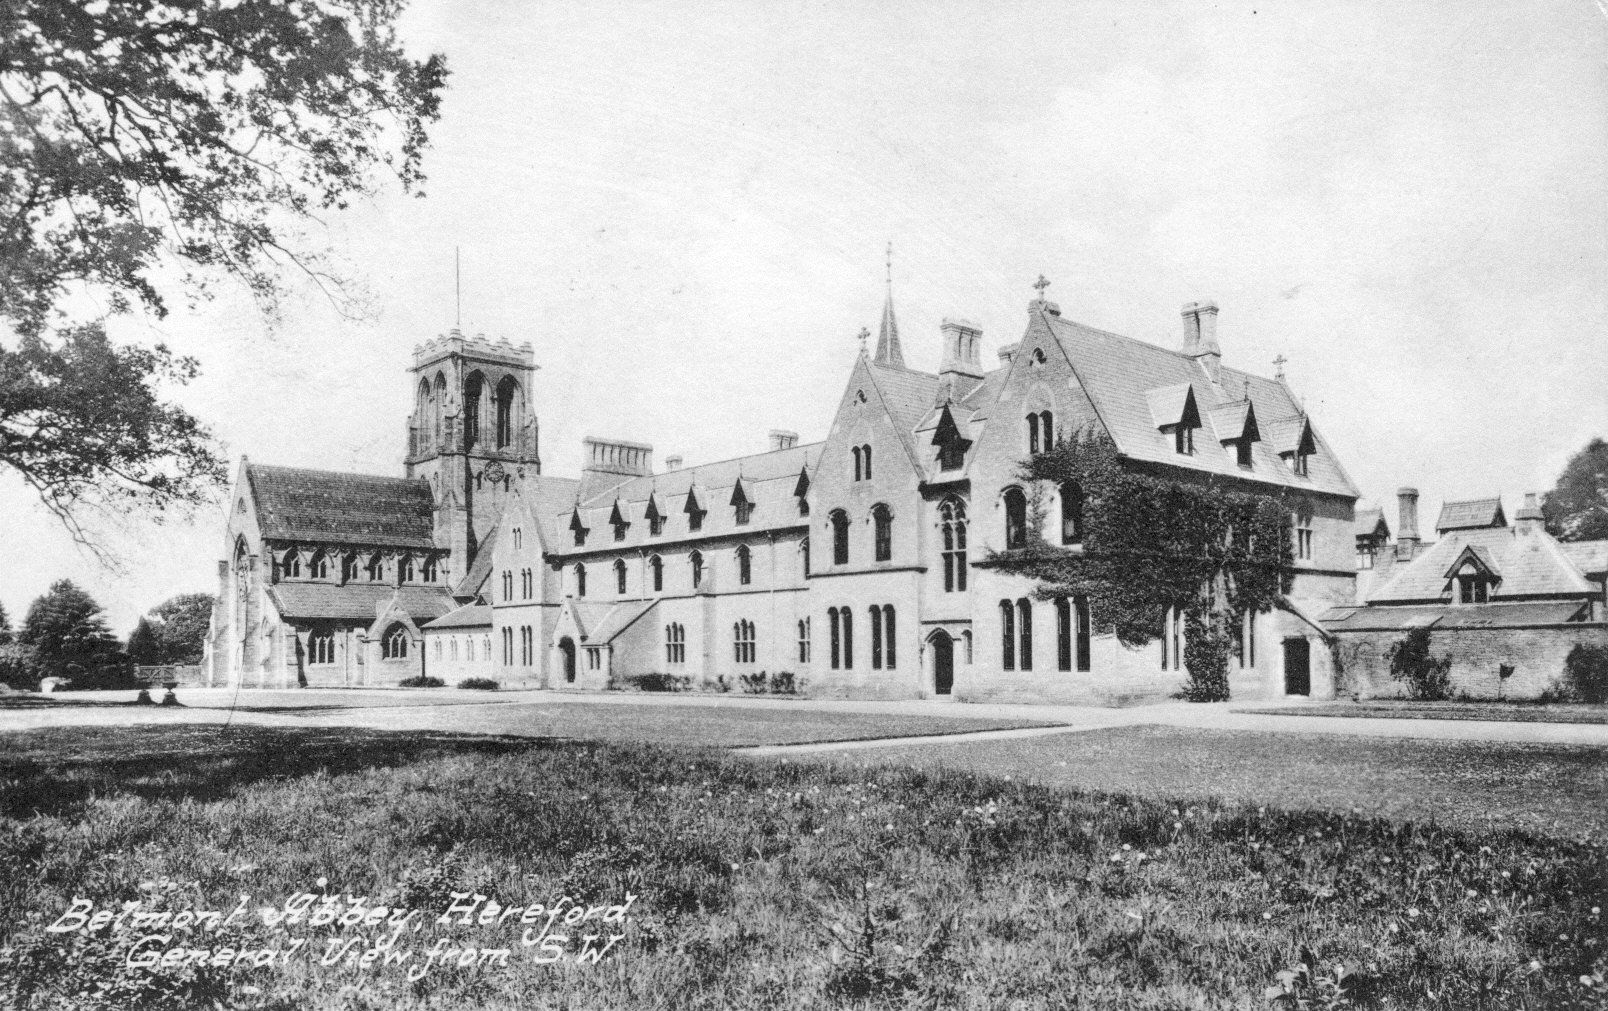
[{"xmin": 455, "ymin": 246, "xmax": 461, "ymax": 328}]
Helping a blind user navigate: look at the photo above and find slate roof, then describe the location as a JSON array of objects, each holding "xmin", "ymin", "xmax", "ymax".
[
  {"xmin": 425, "ymin": 602, "xmax": 492, "ymax": 630},
  {"xmin": 1435, "ymin": 498, "xmax": 1506, "ymax": 532},
  {"xmin": 1320, "ymin": 600, "xmax": 1589, "ymax": 632},
  {"xmin": 1354, "ymin": 506, "xmax": 1390, "ymax": 540},
  {"xmin": 1365, "ymin": 525, "xmax": 1595, "ymax": 603},
  {"xmin": 248, "ymin": 464, "xmax": 436, "ymax": 549},
  {"xmin": 267, "ymin": 583, "xmax": 456, "ymax": 622},
  {"xmin": 552, "ymin": 442, "xmax": 822, "ymax": 555},
  {"xmin": 584, "ymin": 599, "xmax": 658, "ymax": 644},
  {"xmin": 1039, "ymin": 309, "xmax": 1359, "ymax": 496},
  {"xmin": 867, "ymin": 361, "xmax": 943, "ymax": 469},
  {"xmin": 455, "ymin": 523, "xmax": 498, "ymax": 598},
  {"xmin": 1560, "ymin": 540, "xmax": 1608, "ymax": 575}
]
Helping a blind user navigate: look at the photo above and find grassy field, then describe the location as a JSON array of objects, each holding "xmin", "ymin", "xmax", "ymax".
[
  {"xmin": 829, "ymin": 725, "xmax": 1608, "ymax": 840},
  {"xmin": 1237, "ymin": 701, "xmax": 1608, "ymax": 725},
  {"xmin": 0, "ymin": 725, "xmax": 1603, "ymax": 1010}
]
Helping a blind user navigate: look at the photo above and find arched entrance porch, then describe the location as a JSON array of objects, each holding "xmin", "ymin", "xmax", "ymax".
[{"xmin": 926, "ymin": 629, "xmax": 954, "ymax": 696}]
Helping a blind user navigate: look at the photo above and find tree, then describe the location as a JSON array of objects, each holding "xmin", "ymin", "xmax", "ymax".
[
  {"xmin": 981, "ymin": 429, "xmax": 1298, "ymax": 702},
  {"xmin": 1, "ymin": 323, "xmax": 226, "ymax": 550},
  {"xmin": 125, "ymin": 616, "xmax": 160, "ymax": 666},
  {"xmin": 1, "ymin": 0, "xmax": 449, "ymax": 336},
  {"xmin": 1542, "ymin": 438, "xmax": 1608, "ymax": 542},
  {"xmin": 147, "ymin": 591, "xmax": 214, "ymax": 664},
  {"xmin": 1, "ymin": 1, "xmax": 448, "ymax": 536},
  {"xmin": 19, "ymin": 578, "xmax": 127, "ymax": 687},
  {"xmin": 0, "ymin": 599, "xmax": 11, "ymax": 645}
]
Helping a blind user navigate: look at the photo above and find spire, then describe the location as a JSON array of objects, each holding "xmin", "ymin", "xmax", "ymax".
[{"xmin": 874, "ymin": 241, "xmax": 905, "ymax": 366}]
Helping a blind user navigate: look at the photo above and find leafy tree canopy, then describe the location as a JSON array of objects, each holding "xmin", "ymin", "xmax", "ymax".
[
  {"xmin": 982, "ymin": 428, "xmax": 1300, "ymax": 701},
  {"xmin": 0, "ymin": 0, "xmax": 449, "ymax": 334},
  {"xmin": 146, "ymin": 591, "xmax": 214, "ymax": 664},
  {"xmin": 19, "ymin": 577, "xmax": 125, "ymax": 684},
  {"xmin": 125, "ymin": 615, "xmax": 160, "ymax": 666},
  {"xmin": 0, "ymin": 599, "xmax": 11, "ymax": 645},
  {"xmin": 0, "ymin": 1, "xmax": 447, "ymax": 540},
  {"xmin": 1, "ymin": 323, "xmax": 226, "ymax": 548},
  {"xmin": 1542, "ymin": 437, "xmax": 1608, "ymax": 542}
]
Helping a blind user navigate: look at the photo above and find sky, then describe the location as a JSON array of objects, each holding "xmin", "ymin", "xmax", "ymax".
[{"xmin": 1, "ymin": 0, "xmax": 1605, "ymax": 636}]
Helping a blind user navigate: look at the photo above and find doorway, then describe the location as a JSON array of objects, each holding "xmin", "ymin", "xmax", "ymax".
[
  {"xmin": 1282, "ymin": 638, "xmax": 1311, "ymax": 696},
  {"xmin": 930, "ymin": 631, "xmax": 954, "ymax": 696},
  {"xmin": 558, "ymin": 637, "xmax": 576, "ymax": 684}
]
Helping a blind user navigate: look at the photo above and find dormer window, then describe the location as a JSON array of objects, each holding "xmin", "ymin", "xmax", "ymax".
[
  {"xmin": 609, "ymin": 501, "xmax": 630, "ymax": 542},
  {"xmin": 1274, "ymin": 416, "xmax": 1317, "ymax": 478},
  {"xmin": 1458, "ymin": 574, "xmax": 1490, "ymax": 604},
  {"xmin": 570, "ymin": 509, "xmax": 588, "ymax": 547},
  {"xmin": 1444, "ymin": 546, "xmax": 1500, "ymax": 604},
  {"xmin": 684, "ymin": 488, "xmax": 706, "ymax": 532},
  {"xmin": 794, "ymin": 468, "xmax": 811, "ymax": 516},
  {"xmin": 730, "ymin": 479, "xmax": 754, "ymax": 526},
  {"xmin": 932, "ymin": 405, "xmax": 970, "ymax": 472},
  {"xmin": 1147, "ymin": 383, "xmax": 1201, "ymax": 457},
  {"xmin": 645, "ymin": 496, "xmax": 665, "ymax": 536}
]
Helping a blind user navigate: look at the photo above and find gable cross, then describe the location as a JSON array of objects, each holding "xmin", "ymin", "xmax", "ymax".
[
  {"xmin": 1032, "ymin": 274, "xmax": 1051, "ymax": 299},
  {"xmin": 1273, "ymin": 353, "xmax": 1288, "ymax": 379}
]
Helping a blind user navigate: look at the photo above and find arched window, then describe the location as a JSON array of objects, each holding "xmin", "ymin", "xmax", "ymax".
[
  {"xmin": 502, "ymin": 570, "xmax": 513, "ymax": 601},
  {"xmin": 382, "ymin": 624, "xmax": 409, "ymax": 660},
  {"xmin": 1027, "ymin": 410, "xmax": 1054, "ymax": 453},
  {"xmin": 736, "ymin": 545, "xmax": 752, "ymax": 585},
  {"xmin": 464, "ymin": 374, "xmax": 484, "ymax": 448},
  {"xmin": 341, "ymin": 553, "xmax": 359, "ymax": 583},
  {"xmin": 366, "ymin": 553, "xmax": 384, "ymax": 582},
  {"xmin": 1017, "ymin": 598, "xmax": 1033, "ymax": 671},
  {"xmin": 282, "ymin": 550, "xmax": 302, "ymax": 579},
  {"xmin": 1056, "ymin": 598, "xmax": 1072, "ymax": 672},
  {"xmin": 1003, "ymin": 487, "xmax": 1028, "ymax": 549},
  {"xmin": 422, "ymin": 557, "xmax": 438, "ymax": 582},
  {"xmin": 861, "ymin": 444, "xmax": 872, "ymax": 480},
  {"xmin": 851, "ymin": 446, "xmax": 861, "ymax": 481},
  {"xmin": 1060, "ymin": 481, "xmax": 1084, "ymax": 545},
  {"xmin": 1294, "ymin": 505, "xmax": 1315, "ymax": 561},
  {"xmin": 574, "ymin": 563, "xmax": 587, "ymax": 598},
  {"xmin": 797, "ymin": 618, "xmax": 810, "ymax": 663},
  {"xmin": 665, "ymin": 623, "xmax": 686, "ymax": 664},
  {"xmin": 830, "ymin": 509, "xmax": 850, "ymax": 565},
  {"xmin": 999, "ymin": 599, "xmax": 1015, "ymax": 670},
  {"xmin": 495, "ymin": 376, "xmax": 517, "ymax": 448},
  {"xmin": 308, "ymin": 628, "xmax": 335, "ymax": 665},
  {"xmin": 868, "ymin": 604, "xmax": 895, "ymax": 669},
  {"xmin": 842, "ymin": 606, "xmax": 853, "ymax": 669},
  {"xmin": 650, "ymin": 554, "xmax": 664, "ymax": 592},
  {"xmin": 872, "ymin": 504, "xmax": 893, "ymax": 562},
  {"xmin": 828, "ymin": 607, "xmax": 841, "ymax": 669},
  {"xmin": 397, "ymin": 555, "xmax": 415, "ymax": 584},
  {"xmin": 961, "ymin": 629, "xmax": 973, "ymax": 665},
  {"xmin": 614, "ymin": 558, "xmax": 627, "ymax": 595},
  {"xmin": 432, "ymin": 372, "xmax": 447, "ymax": 445},
  {"xmin": 466, "ymin": 637, "xmax": 475, "ymax": 662},
  {"xmin": 870, "ymin": 604, "xmax": 882, "ymax": 670},
  {"xmin": 800, "ymin": 537, "xmax": 810, "ymax": 578},
  {"xmin": 690, "ymin": 550, "xmax": 704, "ymax": 590},
  {"xmin": 940, "ymin": 497, "xmax": 968, "ymax": 592},
  {"xmin": 306, "ymin": 550, "xmax": 327, "ymax": 580},
  {"xmin": 733, "ymin": 620, "xmax": 756, "ymax": 664},
  {"xmin": 1076, "ymin": 596, "xmax": 1092, "ymax": 672}
]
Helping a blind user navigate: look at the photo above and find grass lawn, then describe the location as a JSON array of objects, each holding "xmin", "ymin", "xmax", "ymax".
[
  {"xmin": 266, "ymin": 700, "xmax": 1065, "ymax": 747},
  {"xmin": 826, "ymin": 725, "xmax": 1608, "ymax": 841},
  {"xmin": 1237, "ymin": 700, "xmax": 1608, "ymax": 725},
  {"xmin": 0, "ymin": 725, "xmax": 1604, "ymax": 1010}
]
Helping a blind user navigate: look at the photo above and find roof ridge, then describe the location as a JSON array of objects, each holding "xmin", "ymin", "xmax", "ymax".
[{"xmin": 249, "ymin": 462, "xmax": 421, "ymax": 483}]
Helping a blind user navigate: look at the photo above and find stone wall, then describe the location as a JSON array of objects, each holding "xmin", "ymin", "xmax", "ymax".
[{"xmin": 1331, "ymin": 623, "xmax": 1608, "ymax": 700}]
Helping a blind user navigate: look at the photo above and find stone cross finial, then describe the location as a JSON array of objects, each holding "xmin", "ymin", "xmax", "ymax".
[
  {"xmin": 858, "ymin": 327, "xmax": 869, "ymax": 354},
  {"xmin": 1033, "ymin": 274, "xmax": 1051, "ymax": 298},
  {"xmin": 1273, "ymin": 353, "xmax": 1288, "ymax": 379}
]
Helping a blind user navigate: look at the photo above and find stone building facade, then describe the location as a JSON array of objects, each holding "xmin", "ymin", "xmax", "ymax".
[{"xmin": 209, "ymin": 280, "xmax": 1364, "ymax": 703}]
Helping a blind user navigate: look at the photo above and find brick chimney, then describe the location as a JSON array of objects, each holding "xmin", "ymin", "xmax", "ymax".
[
  {"xmin": 997, "ymin": 343, "xmax": 1019, "ymax": 366},
  {"xmin": 664, "ymin": 455, "xmax": 683, "ymax": 471},
  {"xmin": 1396, "ymin": 487, "xmax": 1420, "ymax": 560},
  {"xmin": 1181, "ymin": 301, "xmax": 1222, "ymax": 384},
  {"xmin": 1515, "ymin": 492, "xmax": 1545, "ymax": 535},
  {"xmin": 769, "ymin": 430, "xmax": 798, "ymax": 452}
]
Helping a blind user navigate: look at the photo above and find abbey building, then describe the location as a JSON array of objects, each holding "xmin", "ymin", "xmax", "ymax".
[{"xmin": 206, "ymin": 282, "xmax": 1361, "ymax": 703}]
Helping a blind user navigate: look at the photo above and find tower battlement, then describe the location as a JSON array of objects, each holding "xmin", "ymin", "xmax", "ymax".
[{"xmin": 413, "ymin": 328, "xmax": 536, "ymax": 370}]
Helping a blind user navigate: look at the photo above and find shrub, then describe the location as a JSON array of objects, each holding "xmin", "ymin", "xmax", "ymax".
[
  {"xmin": 768, "ymin": 670, "xmax": 798, "ymax": 694},
  {"xmin": 739, "ymin": 671, "xmax": 768, "ymax": 694},
  {"xmin": 457, "ymin": 677, "xmax": 499, "ymax": 690},
  {"xmin": 1563, "ymin": 643, "xmax": 1608, "ymax": 703},
  {"xmin": 398, "ymin": 675, "xmax": 445, "ymax": 688},
  {"xmin": 625, "ymin": 672, "xmax": 691, "ymax": 692},
  {"xmin": 1387, "ymin": 627, "xmax": 1452, "ymax": 701}
]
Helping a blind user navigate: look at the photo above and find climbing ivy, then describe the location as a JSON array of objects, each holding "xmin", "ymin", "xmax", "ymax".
[{"xmin": 981, "ymin": 428, "xmax": 1303, "ymax": 701}]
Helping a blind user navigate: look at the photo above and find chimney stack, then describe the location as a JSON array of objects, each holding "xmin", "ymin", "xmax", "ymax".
[
  {"xmin": 1181, "ymin": 301, "xmax": 1222, "ymax": 383},
  {"xmin": 664, "ymin": 455, "xmax": 683, "ymax": 471},
  {"xmin": 997, "ymin": 343, "xmax": 1019, "ymax": 366},
  {"xmin": 1515, "ymin": 492, "xmax": 1545, "ymax": 535},
  {"xmin": 769, "ymin": 430, "xmax": 798, "ymax": 452},
  {"xmin": 1396, "ymin": 487, "xmax": 1420, "ymax": 560},
  {"xmin": 940, "ymin": 318, "xmax": 984, "ymax": 380}
]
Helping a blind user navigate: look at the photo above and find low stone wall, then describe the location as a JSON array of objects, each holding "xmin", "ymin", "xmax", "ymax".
[
  {"xmin": 134, "ymin": 665, "xmax": 205, "ymax": 688},
  {"xmin": 1331, "ymin": 623, "xmax": 1608, "ymax": 700}
]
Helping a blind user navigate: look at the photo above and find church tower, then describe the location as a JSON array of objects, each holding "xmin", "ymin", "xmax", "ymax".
[{"xmin": 404, "ymin": 329, "xmax": 540, "ymax": 585}]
